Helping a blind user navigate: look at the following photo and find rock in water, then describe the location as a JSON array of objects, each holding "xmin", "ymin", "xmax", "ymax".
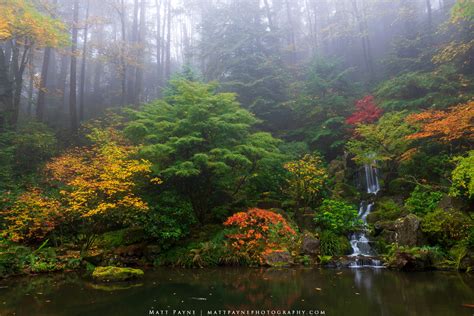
[
  {"xmin": 263, "ymin": 250, "xmax": 293, "ymax": 267},
  {"xmin": 92, "ymin": 266, "xmax": 144, "ymax": 282}
]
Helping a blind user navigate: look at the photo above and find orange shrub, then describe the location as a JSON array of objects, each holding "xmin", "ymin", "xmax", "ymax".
[{"xmin": 223, "ymin": 208, "xmax": 296, "ymax": 265}]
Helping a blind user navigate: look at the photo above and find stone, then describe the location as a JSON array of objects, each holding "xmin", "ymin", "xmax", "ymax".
[
  {"xmin": 92, "ymin": 266, "xmax": 144, "ymax": 282},
  {"xmin": 388, "ymin": 248, "xmax": 435, "ymax": 271},
  {"xmin": 374, "ymin": 214, "xmax": 424, "ymax": 246},
  {"xmin": 263, "ymin": 250, "xmax": 293, "ymax": 267},
  {"xmin": 113, "ymin": 244, "xmax": 145, "ymax": 257},
  {"xmin": 393, "ymin": 214, "xmax": 423, "ymax": 246},
  {"xmin": 460, "ymin": 250, "xmax": 474, "ymax": 271},
  {"xmin": 83, "ymin": 250, "xmax": 105, "ymax": 265},
  {"xmin": 301, "ymin": 235, "xmax": 320, "ymax": 255}
]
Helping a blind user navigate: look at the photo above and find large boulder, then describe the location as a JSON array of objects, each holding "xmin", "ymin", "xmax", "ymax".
[
  {"xmin": 92, "ymin": 266, "xmax": 144, "ymax": 282},
  {"xmin": 263, "ymin": 250, "xmax": 293, "ymax": 267},
  {"xmin": 301, "ymin": 234, "xmax": 320, "ymax": 255},
  {"xmin": 393, "ymin": 214, "xmax": 423, "ymax": 246},
  {"xmin": 374, "ymin": 214, "xmax": 424, "ymax": 247}
]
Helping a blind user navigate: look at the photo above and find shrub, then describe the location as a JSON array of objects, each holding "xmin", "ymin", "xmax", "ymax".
[
  {"xmin": 223, "ymin": 208, "xmax": 297, "ymax": 265},
  {"xmin": 314, "ymin": 199, "xmax": 362, "ymax": 234},
  {"xmin": 142, "ymin": 192, "xmax": 196, "ymax": 248},
  {"xmin": 319, "ymin": 231, "xmax": 351, "ymax": 256},
  {"xmin": 283, "ymin": 154, "xmax": 328, "ymax": 208},
  {"xmin": 405, "ymin": 185, "xmax": 443, "ymax": 216},
  {"xmin": 1, "ymin": 189, "xmax": 63, "ymax": 244},
  {"xmin": 367, "ymin": 198, "xmax": 407, "ymax": 223},
  {"xmin": 421, "ymin": 208, "xmax": 472, "ymax": 247},
  {"xmin": 450, "ymin": 150, "xmax": 474, "ymax": 199}
]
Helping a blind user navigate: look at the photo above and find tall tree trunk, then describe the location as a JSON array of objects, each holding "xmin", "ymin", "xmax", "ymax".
[
  {"xmin": 57, "ymin": 51, "xmax": 69, "ymax": 112},
  {"xmin": 155, "ymin": 0, "xmax": 162, "ymax": 95},
  {"xmin": 164, "ymin": 0, "xmax": 171, "ymax": 81},
  {"xmin": 127, "ymin": 0, "xmax": 140, "ymax": 104},
  {"xmin": 11, "ymin": 41, "xmax": 30, "ymax": 127},
  {"xmin": 119, "ymin": 0, "xmax": 127, "ymax": 106},
  {"xmin": 79, "ymin": 0, "xmax": 90, "ymax": 121},
  {"xmin": 0, "ymin": 48, "xmax": 13, "ymax": 131},
  {"xmin": 27, "ymin": 48, "xmax": 35, "ymax": 117},
  {"xmin": 426, "ymin": 0, "xmax": 432, "ymax": 30},
  {"xmin": 36, "ymin": 47, "xmax": 51, "ymax": 121},
  {"xmin": 263, "ymin": 0, "xmax": 274, "ymax": 31},
  {"xmin": 134, "ymin": 0, "xmax": 146, "ymax": 105},
  {"xmin": 93, "ymin": 24, "xmax": 103, "ymax": 105},
  {"xmin": 284, "ymin": 0, "xmax": 297, "ymax": 63},
  {"xmin": 69, "ymin": 0, "xmax": 79, "ymax": 131}
]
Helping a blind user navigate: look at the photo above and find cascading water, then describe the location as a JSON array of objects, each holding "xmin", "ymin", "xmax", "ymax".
[
  {"xmin": 364, "ymin": 163, "xmax": 380, "ymax": 194},
  {"xmin": 349, "ymin": 163, "xmax": 383, "ymax": 268}
]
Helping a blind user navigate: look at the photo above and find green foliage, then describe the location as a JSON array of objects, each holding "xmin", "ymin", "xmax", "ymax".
[
  {"xmin": 319, "ymin": 231, "xmax": 351, "ymax": 256},
  {"xmin": 405, "ymin": 185, "xmax": 443, "ymax": 216},
  {"xmin": 387, "ymin": 244, "xmax": 444, "ymax": 268},
  {"xmin": 450, "ymin": 150, "xmax": 474, "ymax": 199},
  {"xmin": 451, "ymin": 0, "xmax": 474, "ymax": 22},
  {"xmin": 126, "ymin": 79, "xmax": 283, "ymax": 223},
  {"xmin": 367, "ymin": 198, "xmax": 407, "ymax": 223},
  {"xmin": 0, "ymin": 121, "xmax": 57, "ymax": 190},
  {"xmin": 198, "ymin": 0, "xmax": 290, "ymax": 131},
  {"xmin": 154, "ymin": 230, "xmax": 234, "ymax": 268},
  {"xmin": 317, "ymin": 255, "xmax": 333, "ymax": 265},
  {"xmin": 289, "ymin": 58, "xmax": 358, "ymax": 157},
  {"xmin": 375, "ymin": 66, "xmax": 473, "ymax": 111},
  {"xmin": 346, "ymin": 111, "xmax": 415, "ymax": 165},
  {"xmin": 421, "ymin": 208, "xmax": 472, "ymax": 248},
  {"xmin": 314, "ymin": 199, "xmax": 361, "ymax": 234},
  {"xmin": 141, "ymin": 192, "xmax": 196, "ymax": 247},
  {"xmin": 447, "ymin": 241, "xmax": 469, "ymax": 270}
]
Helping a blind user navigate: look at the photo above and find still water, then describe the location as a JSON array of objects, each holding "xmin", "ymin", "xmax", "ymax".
[{"xmin": 0, "ymin": 268, "xmax": 473, "ymax": 316}]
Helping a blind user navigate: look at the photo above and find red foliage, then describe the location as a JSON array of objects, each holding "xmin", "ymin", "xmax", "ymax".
[
  {"xmin": 223, "ymin": 208, "xmax": 296, "ymax": 264},
  {"xmin": 346, "ymin": 95, "xmax": 383, "ymax": 125}
]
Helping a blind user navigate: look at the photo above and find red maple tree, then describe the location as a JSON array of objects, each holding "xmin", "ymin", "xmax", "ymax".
[{"xmin": 346, "ymin": 95, "xmax": 383, "ymax": 125}]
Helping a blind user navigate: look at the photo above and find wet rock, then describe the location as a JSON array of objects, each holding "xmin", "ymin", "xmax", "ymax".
[
  {"xmin": 83, "ymin": 250, "xmax": 105, "ymax": 265},
  {"xmin": 263, "ymin": 250, "xmax": 293, "ymax": 267},
  {"xmin": 301, "ymin": 234, "xmax": 320, "ymax": 255},
  {"xmin": 460, "ymin": 250, "xmax": 474, "ymax": 271},
  {"xmin": 393, "ymin": 214, "xmax": 423, "ymax": 246},
  {"xmin": 388, "ymin": 249, "xmax": 435, "ymax": 271},
  {"xmin": 113, "ymin": 244, "xmax": 145, "ymax": 257},
  {"xmin": 374, "ymin": 214, "xmax": 425, "ymax": 246},
  {"xmin": 92, "ymin": 266, "xmax": 144, "ymax": 282}
]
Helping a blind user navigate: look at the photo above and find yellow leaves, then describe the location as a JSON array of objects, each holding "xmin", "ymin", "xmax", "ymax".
[
  {"xmin": 284, "ymin": 154, "xmax": 328, "ymax": 207},
  {"xmin": 0, "ymin": 189, "xmax": 63, "ymax": 243},
  {"xmin": 432, "ymin": 40, "xmax": 474, "ymax": 65},
  {"xmin": 0, "ymin": 0, "xmax": 68, "ymax": 47},
  {"xmin": 45, "ymin": 130, "xmax": 160, "ymax": 221}
]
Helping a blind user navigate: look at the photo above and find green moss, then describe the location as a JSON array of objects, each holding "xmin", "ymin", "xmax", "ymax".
[
  {"xmin": 367, "ymin": 198, "xmax": 407, "ymax": 223},
  {"xmin": 319, "ymin": 231, "xmax": 351, "ymax": 256},
  {"xmin": 92, "ymin": 266, "xmax": 144, "ymax": 282}
]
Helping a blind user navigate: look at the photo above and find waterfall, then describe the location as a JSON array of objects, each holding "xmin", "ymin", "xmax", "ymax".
[
  {"xmin": 364, "ymin": 163, "xmax": 380, "ymax": 194},
  {"xmin": 348, "ymin": 164, "xmax": 383, "ymax": 268}
]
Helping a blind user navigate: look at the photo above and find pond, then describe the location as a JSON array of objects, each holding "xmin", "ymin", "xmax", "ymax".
[{"xmin": 0, "ymin": 268, "xmax": 473, "ymax": 316}]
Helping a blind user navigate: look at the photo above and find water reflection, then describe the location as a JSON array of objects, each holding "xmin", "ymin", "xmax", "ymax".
[{"xmin": 0, "ymin": 268, "xmax": 473, "ymax": 316}]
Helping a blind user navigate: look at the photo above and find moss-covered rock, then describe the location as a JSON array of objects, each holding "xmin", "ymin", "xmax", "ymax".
[{"xmin": 92, "ymin": 266, "xmax": 144, "ymax": 282}]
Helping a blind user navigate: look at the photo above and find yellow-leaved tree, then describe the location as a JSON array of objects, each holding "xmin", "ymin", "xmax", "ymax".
[
  {"xmin": 0, "ymin": 0, "xmax": 67, "ymax": 128},
  {"xmin": 284, "ymin": 154, "xmax": 328, "ymax": 209},
  {"xmin": 45, "ymin": 128, "xmax": 159, "ymax": 250}
]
